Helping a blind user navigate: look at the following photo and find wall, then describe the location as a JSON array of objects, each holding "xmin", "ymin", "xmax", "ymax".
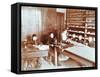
[
  {"xmin": 0, "ymin": 0, "xmax": 99, "ymax": 77},
  {"xmin": 21, "ymin": 6, "xmax": 42, "ymax": 40},
  {"xmin": 21, "ymin": 7, "xmax": 58, "ymax": 40}
]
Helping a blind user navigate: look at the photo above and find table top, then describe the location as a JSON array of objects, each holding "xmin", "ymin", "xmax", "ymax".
[
  {"xmin": 33, "ymin": 45, "xmax": 49, "ymax": 50},
  {"xmin": 64, "ymin": 40, "xmax": 95, "ymax": 62},
  {"xmin": 22, "ymin": 45, "xmax": 49, "ymax": 57}
]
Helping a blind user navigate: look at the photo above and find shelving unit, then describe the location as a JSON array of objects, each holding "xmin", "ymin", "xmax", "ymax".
[{"xmin": 66, "ymin": 9, "xmax": 95, "ymax": 47}]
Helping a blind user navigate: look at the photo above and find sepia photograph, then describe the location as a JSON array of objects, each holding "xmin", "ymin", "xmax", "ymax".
[{"xmin": 21, "ymin": 5, "xmax": 96, "ymax": 71}]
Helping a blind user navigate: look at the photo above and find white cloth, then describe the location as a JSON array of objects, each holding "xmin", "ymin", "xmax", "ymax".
[{"xmin": 61, "ymin": 30, "xmax": 68, "ymax": 41}]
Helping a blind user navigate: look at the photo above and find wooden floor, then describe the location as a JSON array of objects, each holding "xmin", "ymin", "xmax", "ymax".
[
  {"xmin": 22, "ymin": 57, "xmax": 82, "ymax": 71},
  {"xmin": 59, "ymin": 58, "xmax": 81, "ymax": 68}
]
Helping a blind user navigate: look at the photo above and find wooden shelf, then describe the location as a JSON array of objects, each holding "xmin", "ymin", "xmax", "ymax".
[
  {"xmin": 66, "ymin": 9, "xmax": 95, "ymax": 47},
  {"xmin": 68, "ymin": 26, "xmax": 95, "ymax": 30},
  {"xmin": 67, "ymin": 30, "xmax": 85, "ymax": 34},
  {"xmin": 87, "ymin": 27, "xmax": 95, "ymax": 29},
  {"xmin": 87, "ymin": 33, "xmax": 95, "ymax": 36},
  {"xmin": 66, "ymin": 22, "xmax": 84, "ymax": 24},
  {"xmin": 68, "ymin": 26, "xmax": 85, "ymax": 29},
  {"xmin": 67, "ymin": 21, "xmax": 95, "ymax": 23},
  {"xmin": 67, "ymin": 15, "xmax": 95, "ymax": 18}
]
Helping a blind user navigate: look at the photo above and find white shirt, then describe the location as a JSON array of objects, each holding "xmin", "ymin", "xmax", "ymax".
[{"xmin": 61, "ymin": 30, "xmax": 68, "ymax": 41}]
